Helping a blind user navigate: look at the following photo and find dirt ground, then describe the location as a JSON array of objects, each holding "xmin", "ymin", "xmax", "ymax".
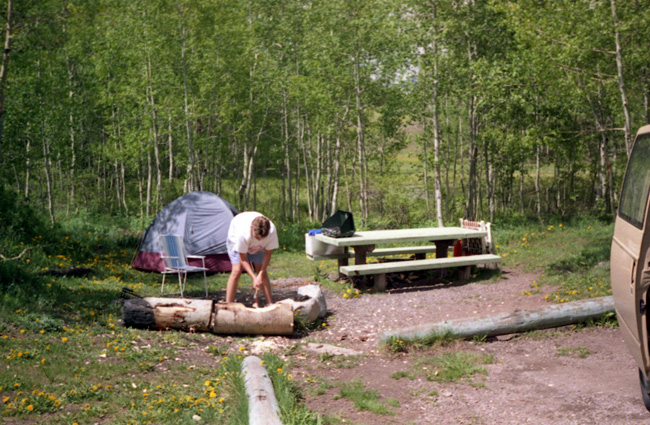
[{"xmin": 260, "ymin": 267, "xmax": 650, "ymax": 425}]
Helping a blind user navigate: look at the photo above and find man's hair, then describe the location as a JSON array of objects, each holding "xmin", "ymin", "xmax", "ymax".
[{"xmin": 252, "ymin": 216, "xmax": 270, "ymax": 238}]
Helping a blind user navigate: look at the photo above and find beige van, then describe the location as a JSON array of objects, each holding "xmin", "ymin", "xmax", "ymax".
[{"xmin": 611, "ymin": 124, "xmax": 650, "ymax": 410}]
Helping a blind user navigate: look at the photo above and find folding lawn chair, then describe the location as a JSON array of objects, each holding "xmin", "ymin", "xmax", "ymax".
[{"xmin": 159, "ymin": 235, "xmax": 209, "ymax": 298}]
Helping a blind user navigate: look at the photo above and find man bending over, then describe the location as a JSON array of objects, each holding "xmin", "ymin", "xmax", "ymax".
[{"xmin": 225, "ymin": 212, "xmax": 279, "ymax": 305}]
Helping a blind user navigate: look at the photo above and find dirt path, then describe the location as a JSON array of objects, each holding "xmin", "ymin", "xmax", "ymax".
[{"xmin": 268, "ymin": 268, "xmax": 649, "ymax": 424}]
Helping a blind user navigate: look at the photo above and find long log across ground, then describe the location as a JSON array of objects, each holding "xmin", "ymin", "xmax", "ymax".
[
  {"xmin": 380, "ymin": 296, "xmax": 615, "ymax": 342},
  {"xmin": 242, "ymin": 356, "xmax": 283, "ymax": 425},
  {"xmin": 122, "ymin": 298, "xmax": 293, "ymax": 336}
]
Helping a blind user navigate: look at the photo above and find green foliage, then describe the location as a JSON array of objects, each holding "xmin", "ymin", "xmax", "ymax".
[
  {"xmin": 0, "ymin": 185, "xmax": 52, "ymax": 243},
  {"xmin": 421, "ymin": 352, "xmax": 494, "ymax": 384},
  {"xmin": 495, "ymin": 215, "xmax": 614, "ymax": 303},
  {"xmin": 556, "ymin": 346, "xmax": 593, "ymax": 359},
  {"xmin": 383, "ymin": 330, "xmax": 456, "ymax": 353},
  {"xmin": 260, "ymin": 354, "xmax": 321, "ymax": 425},
  {"xmin": 334, "ymin": 380, "xmax": 396, "ymax": 415},
  {"xmin": 390, "ymin": 351, "xmax": 495, "ymax": 386},
  {"xmin": 3, "ymin": 0, "xmax": 645, "ymax": 229}
]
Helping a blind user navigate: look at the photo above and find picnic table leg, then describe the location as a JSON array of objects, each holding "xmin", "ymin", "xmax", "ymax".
[
  {"xmin": 373, "ymin": 273, "xmax": 387, "ymax": 291},
  {"xmin": 459, "ymin": 266, "xmax": 471, "ymax": 280},
  {"xmin": 353, "ymin": 244, "xmax": 375, "ymax": 265},
  {"xmin": 433, "ymin": 239, "xmax": 454, "ymax": 278},
  {"xmin": 434, "ymin": 240, "xmax": 452, "ymax": 258},
  {"xmin": 336, "ymin": 247, "xmax": 350, "ymax": 281}
]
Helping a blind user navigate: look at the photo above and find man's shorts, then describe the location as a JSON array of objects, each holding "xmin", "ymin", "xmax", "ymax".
[{"xmin": 228, "ymin": 248, "xmax": 265, "ymax": 265}]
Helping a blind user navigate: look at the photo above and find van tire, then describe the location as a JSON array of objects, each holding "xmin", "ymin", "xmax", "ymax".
[{"xmin": 638, "ymin": 369, "xmax": 650, "ymax": 411}]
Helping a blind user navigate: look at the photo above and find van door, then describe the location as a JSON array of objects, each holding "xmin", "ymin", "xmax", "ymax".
[{"xmin": 611, "ymin": 125, "xmax": 650, "ymax": 407}]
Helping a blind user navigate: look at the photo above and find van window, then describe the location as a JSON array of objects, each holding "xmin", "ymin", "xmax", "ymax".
[{"xmin": 619, "ymin": 133, "xmax": 650, "ymax": 229}]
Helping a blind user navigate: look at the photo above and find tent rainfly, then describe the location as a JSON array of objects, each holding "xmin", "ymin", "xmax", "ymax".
[{"xmin": 132, "ymin": 191, "xmax": 238, "ymax": 273}]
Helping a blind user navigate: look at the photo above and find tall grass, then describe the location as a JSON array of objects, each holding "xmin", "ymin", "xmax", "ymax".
[{"xmin": 495, "ymin": 215, "xmax": 613, "ymax": 302}]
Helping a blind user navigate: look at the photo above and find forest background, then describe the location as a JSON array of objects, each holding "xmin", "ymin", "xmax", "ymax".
[
  {"xmin": 1, "ymin": 0, "xmax": 650, "ymax": 232},
  {"xmin": 0, "ymin": 2, "xmax": 642, "ymax": 422}
]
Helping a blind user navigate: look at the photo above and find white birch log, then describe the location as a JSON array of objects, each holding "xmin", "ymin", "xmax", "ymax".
[
  {"xmin": 122, "ymin": 297, "xmax": 213, "ymax": 332},
  {"xmin": 380, "ymin": 296, "xmax": 615, "ymax": 342},
  {"xmin": 122, "ymin": 298, "xmax": 293, "ymax": 336},
  {"xmin": 213, "ymin": 302, "xmax": 294, "ymax": 336},
  {"xmin": 242, "ymin": 356, "xmax": 282, "ymax": 425}
]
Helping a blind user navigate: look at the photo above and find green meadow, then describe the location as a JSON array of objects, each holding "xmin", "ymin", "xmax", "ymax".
[{"xmin": 0, "ymin": 201, "xmax": 614, "ymax": 423}]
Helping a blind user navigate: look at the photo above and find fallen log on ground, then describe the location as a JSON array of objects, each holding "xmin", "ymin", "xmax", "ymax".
[
  {"xmin": 212, "ymin": 302, "xmax": 293, "ymax": 336},
  {"xmin": 242, "ymin": 356, "xmax": 283, "ymax": 425},
  {"xmin": 380, "ymin": 296, "xmax": 615, "ymax": 343},
  {"xmin": 122, "ymin": 297, "xmax": 294, "ymax": 336},
  {"xmin": 122, "ymin": 297, "xmax": 213, "ymax": 331}
]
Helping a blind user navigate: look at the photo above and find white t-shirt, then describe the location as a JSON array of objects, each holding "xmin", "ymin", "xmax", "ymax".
[{"xmin": 227, "ymin": 211, "xmax": 279, "ymax": 255}]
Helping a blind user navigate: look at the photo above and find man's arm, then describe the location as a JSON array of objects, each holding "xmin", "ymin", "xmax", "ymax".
[{"xmin": 239, "ymin": 253, "xmax": 257, "ymax": 281}]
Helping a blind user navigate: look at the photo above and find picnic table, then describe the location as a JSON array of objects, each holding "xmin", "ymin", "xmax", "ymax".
[{"xmin": 312, "ymin": 226, "xmax": 502, "ymax": 290}]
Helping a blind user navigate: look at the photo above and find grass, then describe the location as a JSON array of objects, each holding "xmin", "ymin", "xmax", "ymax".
[
  {"xmin": 556, "ymin": 345, "xmax": 593, "ymax": 359},
  {"xmin": 0, "ymin": 233, "xmax": 324, "ymax": 424},
  {"xmin": 0, "ymin": 191, "xmax": 619, "ymax": 423},
  {"xmin": 383, "ymin": 330, "xmax": 456, "ymax": 353},
  {"xmin": 495, "ymin": 216, "xmax": 613, "ymax": 303},
  {"xmin": 390, "ymin": 351, "xmax": 494, "ymax": 386},
  {"xmin": 334, "ymin": 380, "xmax": 398, "ymax": 415}
]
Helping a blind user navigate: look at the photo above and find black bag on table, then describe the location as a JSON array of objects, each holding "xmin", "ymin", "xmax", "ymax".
[{"xmin": 322, "ymin": 210, "xmax": 355, "ymax": 238}]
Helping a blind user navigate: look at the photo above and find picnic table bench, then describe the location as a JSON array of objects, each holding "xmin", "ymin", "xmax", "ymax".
[
  {"xmin": 308, "ymin": 223, "xmax": 501, "ymax": 290},
  {"xmin": 306, "ymin": 245, "xmax": 438, "ymax": 261},
  {"xmin": 339, "ymin": 253, "xmax": 502, "ymax": 290}
]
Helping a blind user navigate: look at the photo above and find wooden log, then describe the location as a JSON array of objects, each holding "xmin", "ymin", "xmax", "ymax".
[
  {"xmin": 242, "ymin": 356, "xmax": 283, "ymax": 425},
  {"xmin": 380, "ymin": 296, "xmax": 615, "ymax": 342},
  {"xmin": 122, "ymin": 297, "xmax": 213, "ymax": 332},
  {"xmin": 213, "ymin": 302, "xmax": 293, "ymax": 336}
]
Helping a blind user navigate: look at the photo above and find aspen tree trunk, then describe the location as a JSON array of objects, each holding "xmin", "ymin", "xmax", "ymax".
[
  {"xmin": 535, "ymin": 146, "xmax": 542, "ymax": 222},
  {"xmin": 466, "ymin": 90, "xmax": 478, "ymax": 220},
  {"xmin": 121, "ymin": 156, "xmax": 128, "ymax": 215},
  {"xmin": 314, "ymin": 131, "xmax": 323, "ymax": 220},
  {"xmin": 330, "ymin": 132, "xmax": 341, "ymax": 216},
  {"xmin": 179, "ymin": 21, "xmax": 196, "ymax": 192},
  {"xmin": 519, "ymin": 153, "xmax": 524, "ymax": 215},
  {"xmin": 582, "ymin": 74, "xmax": 610, "ymax": 208},
  {"xmin": 641, "ymin": 68, "xmax": 650, "ymax": 124},
  {"xmin": 610, "ymin": 0, "xmax": 633, "ymax": 157},
  {"xmin": 323, "ymin": 133, "xmax": 332, "ymax": 220},
  {"xmin": 281, "ymin": 89, "xmax": 290, "ymax": 220},
  {"xmin": 238, "ymin": 144, "xmax": 250, "ymax": 208},
  {"xmin": 422, "ymin": 127, "xmax": 431, "ymax": 220},
  {"xmin": 65, "ymin": 54, "xmax": 76, "ymax": 215},
  {"xmin": 24, "ymin": 138, "xmax": 30, "ymax": 199},
  {"xmin": 329, "ymin": 109, "xmax": 347, "ymax": 216},
  {"xmin": 37, "ymin": 58, "xmax": 55, "ymax": 224},
  {"xmin": 431, "ymin": 0, "xmax": 444, "ymax": 227},
  {"xmin": 0, "ymin": 0, "xmax": 12, "ymax": 158},
  {"xmin": 137, "ymin": 162, "xmax": 144, "ymax": 217},
  {"xmin": 146, "ymin": 54, "xmax": 162, "ymax": 207},
  {"xmin": 244, "ymin": 145, "xmax": 257, "ymax": 207},
  {"xmin": 294, "ymin": 148, "xmax": 300, "ymax": 220},
  {"xmin": 241, "ymin": 110, "xmax": 267, "ymax": 209},
  {"xmin": 42, "ymin": 133, "xmax": 55, "ymax": 224},
  {"xmin": 145, "ymin": 140, "xmax": 152, "ymax": 217},
  {"xmin": 353, "ymin": 58, "xmax": 369, "ymax": 223},
  {"xmin": 168, "ymin": 116, "xmax": 174, "ymax": 183},
  {"xmin": 463, "ymin": 2, "xmax": 479, "ymax": 221},
  {"xmin": 643, "ymin": 68, "xmax": 650, "ymax": 124},
  {"xmin": 300, "ymin": 118, "xmax": 313, "ymax": 220}
]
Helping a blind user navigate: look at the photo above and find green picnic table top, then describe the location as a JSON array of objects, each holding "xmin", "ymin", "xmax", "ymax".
[{"xmin": 314, "ymin": 226, "xmax": 487, "ymax": 247}]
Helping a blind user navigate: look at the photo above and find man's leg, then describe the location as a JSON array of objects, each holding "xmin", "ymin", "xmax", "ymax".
[
  {"xmin": 254, "ymin": 262, "xmax": 273, "ymax": 305},
  {"xmin": 226, "ymin": 263, "xmax": 242, "ymax": 303}
]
